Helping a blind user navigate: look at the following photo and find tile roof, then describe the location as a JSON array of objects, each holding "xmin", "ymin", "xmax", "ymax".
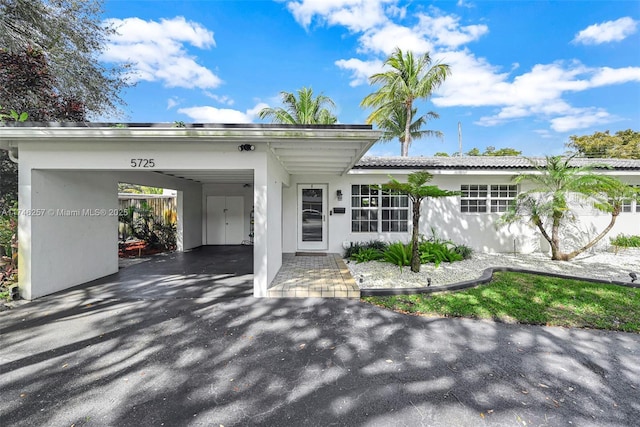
[{"xmin": 354, "ymin": 156, "xmax": 640, "ymax": 170}]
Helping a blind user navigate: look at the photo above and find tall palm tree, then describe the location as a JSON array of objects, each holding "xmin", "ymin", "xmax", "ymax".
[
  {"xmin": 501, "ymin": 156, "xmax": 639, "ymax": 261},
  {"xmin": 361, "ymin": 48, "xmax": 450, "ymax": 156},
  {"xmin": 258, "ymin": 87, "xmax": 337, "ymax": 124},
  {"xmin": 378, "ymin": 104, "xmax": 443, "ymax": 148}
]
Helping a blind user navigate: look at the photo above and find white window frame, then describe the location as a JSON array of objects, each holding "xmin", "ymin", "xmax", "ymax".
[
  {"xmin": 460, "ymin": 184, "xmax": 518, "ymax": 213},
  {"xmin": 351, "ymin": 185, "xmax": 409, "ymax": 233}
]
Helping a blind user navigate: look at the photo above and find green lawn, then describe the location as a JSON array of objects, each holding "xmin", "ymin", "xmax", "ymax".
[{"xmin": 362, "ymin": 272, "xmax": 640, "ymax": 333}]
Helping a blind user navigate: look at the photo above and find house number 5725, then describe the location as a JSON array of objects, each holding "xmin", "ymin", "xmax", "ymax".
[{"xmin": 130, "ymin": 158, "xmax": 155, "ymax": 168}]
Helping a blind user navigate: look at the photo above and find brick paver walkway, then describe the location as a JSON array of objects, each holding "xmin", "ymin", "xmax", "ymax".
[{"xmin": 268, "ymin": 253, "xmax": 360, "ymax": 298}]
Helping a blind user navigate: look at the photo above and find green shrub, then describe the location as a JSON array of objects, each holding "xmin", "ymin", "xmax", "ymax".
[
  {"xmin": 344, "ymin": 242, "xmax": 364, "ymax": 258},
  {"xmin": 352, "ymin": 247, "xmax": 383, "ymax": 263},
  {"xmin": 418, "ymin": 239, "xmax": 463, "ymax": 268},
  {"xmin": 453, "ymin": 244, "xmax": 473, "ymax": 260},
  {"xmin": 344, "ymin": 240, "xmax": 388, "ymax": 258},
  {"xmin": 383, "ymin": 242, "xmax": 412, "ymax": 271},
  {"xmin": 610, "ymin": 234, "xmax": 640, "ymax": 248}
]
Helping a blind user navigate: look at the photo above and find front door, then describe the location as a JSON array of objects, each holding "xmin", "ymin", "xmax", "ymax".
[{"xmin": 298, "ymin": 184, "xmax": 328, "ymax": 251}]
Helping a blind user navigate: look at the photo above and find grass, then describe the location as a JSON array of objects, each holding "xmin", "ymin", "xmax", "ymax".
[{"xmin": 362, "ymin": 272, "xmax": 640, "ymax": 333}]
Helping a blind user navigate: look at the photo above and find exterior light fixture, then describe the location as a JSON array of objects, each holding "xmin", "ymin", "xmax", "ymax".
[
  {"xmin": 238, "ymin": 144, "xmax": 255, "ymax": 152},
  {"xmin": 630, "ymin": 272, "xmax": 637, "ymax": 283},
  {"xmin": 336, "ymin": 189, "xmax": 343, "ymax": 201}
]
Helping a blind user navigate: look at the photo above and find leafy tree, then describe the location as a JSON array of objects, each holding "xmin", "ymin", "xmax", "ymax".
[
  {"xmin": 0, "ymin": 48, "xmax": 85, "ymax": 121},
  {"xmin": 0, "ymin": 0, "xmax": 129, "ymax": 119},
  {"xmin": 434, "ymin": 152, "xmax": 450, "ymax": 157},
  {"xmin": 466, "ymin": 146, "xmax": 522, "ymax": 156},
  {"xmin": 376, "ymin": 104, "xmax": 443, "ymax": 151},
  {"xmin": 501, "ymin": 156, "xmax": 638, "ymax": 261},
  {"xmin": 361, "ymin": 48, "xmax": 450, "ymax": 157},
  {"xmin": 382, "ymin": 171, "xmax": 459, "ymax": 272},
  {"xmin": 258, "ymin": 87, "xmax": 337, "ymax": 124},
  {"xmin": 567, "ymin": 129, "xmax": 640, "ymax": 159}
]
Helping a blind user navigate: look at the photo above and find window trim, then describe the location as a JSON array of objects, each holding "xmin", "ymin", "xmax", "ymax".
[
  {"xmin": 351, "ymin": 184, "xmax": 409, "ymax": 233},
  {"xmin": 460, "ymin": 184, "xmax": 518, "ymax": 214}
]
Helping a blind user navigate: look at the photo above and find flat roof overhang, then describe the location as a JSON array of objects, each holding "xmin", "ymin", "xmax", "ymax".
[{"xmin": 0, "ymin": 123, "xmax": 382, "ymax": 177}]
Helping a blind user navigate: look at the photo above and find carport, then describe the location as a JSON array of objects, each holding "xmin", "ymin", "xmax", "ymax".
[{"xmin": 0, "ymin": 123, "xmax": 378, "ymax": 300}]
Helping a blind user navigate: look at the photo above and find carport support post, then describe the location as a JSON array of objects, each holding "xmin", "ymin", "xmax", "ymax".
[{"xmin": 253, "ymin": 167, "xmax": 268, "ymax": 297}]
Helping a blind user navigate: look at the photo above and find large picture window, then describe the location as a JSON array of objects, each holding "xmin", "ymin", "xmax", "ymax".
[
  {"xmin": 351, "ymin": 185, "xmax": 409, "ymax": 232},
  {"xmin": 461, "ymin": 184, "xmax": 517, "ymax": 213}
]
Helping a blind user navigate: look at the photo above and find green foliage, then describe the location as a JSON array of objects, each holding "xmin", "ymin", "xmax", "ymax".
[
  {"xmin": 363, "ymin": 272, "xmax": 640, "ymax": 333},
  {"xmin": 361, "ymin": 47, "xmax": 451, "ymax": 156},
  {"xmin": 352, "ymin": 248, "xmax": 384, "ymax": 263},
  {"xmin": 501, "ymin": 155, "xmax": 634, "ymax": 260},
  {"xmin": 118, "ymin": 202, "xmax": 176, "ymax": 250},
  {"xmin": 417, "ymin": 238, "xmax": 463, "ymax": 268},
  {"xmin": 376, "ymin": 102, "xmax": 443, "ymax": 154},
  {"xmin": 0, "ymin": 0, "xmax": 130, "ymax": 119},
  {"xmin": 383, "ymin": 242, "xmax": 412, "ymax": 271},
  {"xmin": 259, "ymin": 87, "xmax": 337, "ymax": 124},
  {"xmin": 345, "ymin": 240, "xmax": 388, "ymax": 261},
  {"xmin": 465, "ymin": 146, "xmax": 522, "ymax": 156},
  {"xmin": 0, "ymin": 202, "xmax": 18, "ymax": 300},
  {"xmin": 610, "ymin": 234, "xmax": 640, "ymax": 248},
  {"xmin": 434, "ymin": 152, "xmax": 449, "ymax": 157},
  {"xmin": 567, "ymin": 129, "xmax": 640, "ymax": 159},
  {"xmin": 118, "ymin": 183, "xmax": 164, "ymax": 194},
  {"xmin": 452, "ymin": 244, "xmax": 473, "ymax": 260}
]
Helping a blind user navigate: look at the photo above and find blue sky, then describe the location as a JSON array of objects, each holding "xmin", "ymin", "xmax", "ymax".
[{"xmin": 101, "ymin": 0, "xmax": 640, "ymax": 157}]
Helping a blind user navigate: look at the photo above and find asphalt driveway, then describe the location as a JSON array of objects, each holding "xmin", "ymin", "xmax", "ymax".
[{"xmin": 0, "ymin": 260, "xmax": 639, "ymax": 426}]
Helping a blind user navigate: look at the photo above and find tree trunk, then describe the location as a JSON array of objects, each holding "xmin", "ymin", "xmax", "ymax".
[
  {"xmin": 402, "ymin": 102, "xmax": 412, "ymax": 157},
  {"xmin": 564, "ymin": 212, "xmax": 620, "ymax": 261},
  {"xmin": 550, "ymin": 214, "xmax": 563, "ymax": 260},
  {"xmin": 411, "ymin": 198, "xmax": 421, "ymax": 273}
]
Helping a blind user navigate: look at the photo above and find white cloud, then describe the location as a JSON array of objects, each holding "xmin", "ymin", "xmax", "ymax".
[
  {"xmin": 415, "ymin": 13, "xmax": 488, "ymax": 48},
  {"xmin": 167, "ymin": 97, "xmax": 180, "ymax": 110},
  {"xmin": 103, "ymin": 16, "xmax": 221, "ymax": 89},
  {"xmin": 573, "ymin": 17, "xmax": 638, "ymax": 45},
  {"xmin": 358, "ymin": 22, "xmax": 434, "ymax": 55},
  {"xmin": 178, "ymin": 103, "xmax": 268, "ymax": 123},
  {"xmin": 204, "ymin": 92, "xmax": 235, "ymax": 105},
  {"xmin": 335, "ymin": 58, "xmax": 384, "ymax": 86},
  {"xmin": 286, "ymin": 0, "xmax": 395, "ymax": 32},
  {"xmin": 549, "ymin": 108, "xmax": 614, "ymax": 132},
  {"xmin": 284, "ymin": 3, "xmax": 638, "ymax": 134}
]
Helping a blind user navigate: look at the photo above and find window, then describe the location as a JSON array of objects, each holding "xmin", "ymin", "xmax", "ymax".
[
  {"xmin": 352, "ymin": 185, "xmax": 409, "ymax": 232},
  {"xmin": 621, "ymin": 185, "xmax": 640, "ymax": 213},
  {"xmin": 461, "ymin": 184, "xmax": 517, "ymax": 213}
]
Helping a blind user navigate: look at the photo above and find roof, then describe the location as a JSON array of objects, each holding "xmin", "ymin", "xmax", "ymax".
[
  {"xmin": 354, "ymin": 156, "xmax": 640, "ymax": 171},
  {"xmin": 0, "ymin": 123, "xmax": 382, "ymax": 177}
]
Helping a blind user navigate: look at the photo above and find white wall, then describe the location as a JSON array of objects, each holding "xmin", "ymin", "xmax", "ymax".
[
  {"xmin": 202, "ymin": 183, "xmax": 254, "ymax": 245},
  {"xmin": 21, "ymin": 170, "xmax": 119, "ymax": 299},
  {"xmin": 283, "ymin": 171, "xmax": 640, "ymax": 256},
  {"xmin": 17, "ymin": 139, "xmax": 273, "ymax": 299}
]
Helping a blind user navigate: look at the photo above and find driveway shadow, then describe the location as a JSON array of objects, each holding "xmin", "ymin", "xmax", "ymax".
[{"xmin": 0, "ymin": 254, "xmax": 638, "ymax": 426}]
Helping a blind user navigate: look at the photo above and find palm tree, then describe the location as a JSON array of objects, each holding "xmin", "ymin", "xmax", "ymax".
[
  {"xmin": 361, "ymin": 47, "xmax": 450, "ymax": 156},
  {"xmin": 377, "ymin": 104, "xmax": 443, "ymax": 148},
  {"xmin": 383, "ymin": 171, "xmax": 459, "ymax": 273},
  {"xmin": 258, "ymin": 87, "xmax": 337, "ymax": 124},
  {"xmin": 501, "ymin": 156, "xmax": 639, "ymax": 261}
]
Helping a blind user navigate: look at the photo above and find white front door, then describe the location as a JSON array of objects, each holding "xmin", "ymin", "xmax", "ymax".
[
  {"xmin": 206, "ymin": 196, "xmax": 244, "ymax": 245},
  {"xmin": 298, "ymin": 184, "xmax": 328, "ymax": 251}
]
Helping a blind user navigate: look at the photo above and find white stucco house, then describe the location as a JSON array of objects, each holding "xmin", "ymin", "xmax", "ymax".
[{"xmin": 1, "ymin": 123, "xmax": 639, "ymax": 300}]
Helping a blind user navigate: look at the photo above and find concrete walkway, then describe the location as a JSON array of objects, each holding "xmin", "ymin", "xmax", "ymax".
[{"xmin": 268, "ymin": 253, "xmax": 360, "ymax": 298}]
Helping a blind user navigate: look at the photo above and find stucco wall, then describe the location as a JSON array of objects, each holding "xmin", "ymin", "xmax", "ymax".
[
  {"xmin": 23, "ymin": 170, "xmax": 119, "ymax": 299},
  {"xmin": 283, "ymin": 171, "xmax": 640, "ymax": 256}
]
